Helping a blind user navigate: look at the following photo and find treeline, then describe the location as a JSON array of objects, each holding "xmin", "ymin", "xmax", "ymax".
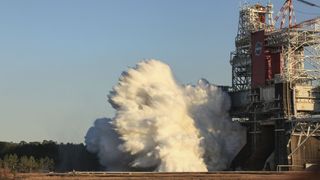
[
  {"xmin": 0, "ymin": 141, "xmax": 101, "ymax": 172},
  {"xmin": 0, "ymin": 154, "xmax": 54, "ymax": 173}
]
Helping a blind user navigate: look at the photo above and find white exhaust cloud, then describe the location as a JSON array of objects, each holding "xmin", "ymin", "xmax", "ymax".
[{"xmin": 85, "ymin": 60, "xmax": 246, "ymax": 172}]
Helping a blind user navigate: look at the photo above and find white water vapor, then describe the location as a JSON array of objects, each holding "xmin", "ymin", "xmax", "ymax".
[{"xmin": 85, "ymin": 60, "xmax": 246, "ymax": 172}]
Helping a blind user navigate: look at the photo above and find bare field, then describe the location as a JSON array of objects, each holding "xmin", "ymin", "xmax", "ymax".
[{"xmin": 8, "ymin": 172, "xmax": 319, "ymax": 180}]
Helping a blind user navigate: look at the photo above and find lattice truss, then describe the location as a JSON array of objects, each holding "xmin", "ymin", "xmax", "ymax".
[
  {"xmin": 231, "ymin": 3, "xmax": 274, "ymax": 91},
  {"xmin": 265, "ymin": 18, "xmax": 320, "ymax": 83},
  {"xmin": 282, "ymin": 18, "xmax": 320, "ymax": 83},
  {"xmin": 236, "ymin": 3, "xmax": 271, "ymax": 40},
  {"xmin": 288, "ymin": 121, "xmax": 320, "ymax": 159}
]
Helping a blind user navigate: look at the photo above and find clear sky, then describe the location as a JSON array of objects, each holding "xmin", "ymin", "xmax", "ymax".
[{"xmin": 0, "ymin": 0, "xmax": 318, "ymax": 143}]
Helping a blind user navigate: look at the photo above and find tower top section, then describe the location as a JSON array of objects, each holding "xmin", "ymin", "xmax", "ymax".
[{"xmin": 237, "ymin": 2, "xmax": 274, "ymax": 41}]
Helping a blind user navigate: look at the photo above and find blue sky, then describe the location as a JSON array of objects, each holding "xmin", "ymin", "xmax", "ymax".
[{"xmin": 0, "ymin": 0, "xmax": 318, "ymax": 143}]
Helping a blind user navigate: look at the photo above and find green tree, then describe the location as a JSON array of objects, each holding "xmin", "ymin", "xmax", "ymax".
[
  {"xmin": 18, "ymin": 156, "xmax": 29, "ymax": 172},
  {"xmin": 19, "ymin": 141, "xmax": 27, "ymax": 146},
  {"xmin": 28, "ymin": 156, "xmax": 38, "ymax": 172},
  {"xmin": 17, "ymin": 156, "xmax": 39, "ymax": 173},
  {"xmin": 39, "ymin": 157, "xmax": 54, "ymax": 172},
  {"xmin": 3, "ymin": 154, "xmax": 18, "ymax": 173}
]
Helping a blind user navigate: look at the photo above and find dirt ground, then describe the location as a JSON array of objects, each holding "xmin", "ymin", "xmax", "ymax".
[{"xmin": 2, "ymin": 172, "xmax": 318, "ymax": 180}]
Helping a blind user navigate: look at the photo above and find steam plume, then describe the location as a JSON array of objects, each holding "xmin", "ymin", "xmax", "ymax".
[{"xmin": 85, "ymin": 60, "xmax": 246, "ymax": 172}]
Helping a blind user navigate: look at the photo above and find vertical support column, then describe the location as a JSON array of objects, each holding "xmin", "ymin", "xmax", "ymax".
[{"xmin": 274, "ymin": 119, "xmax": 289, "ymax": 168}]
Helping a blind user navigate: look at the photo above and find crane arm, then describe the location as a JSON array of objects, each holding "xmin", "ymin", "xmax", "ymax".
[{"xmin": 297, "ymin": 0, "xmax": 320, "ymax": 8}]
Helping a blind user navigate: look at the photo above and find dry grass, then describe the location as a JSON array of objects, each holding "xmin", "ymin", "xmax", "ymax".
[
  {"xmin": 0, "ymin": 168, "xmax": 15, "ymax": 179},
  {"xmin": 13, "ymin": 172, "xmax": 320, "ymax": 180}
]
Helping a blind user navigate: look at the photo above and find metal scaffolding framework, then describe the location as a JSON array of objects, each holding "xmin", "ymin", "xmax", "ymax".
[
  {"xmin": 266, "ymin": 18, "xmax": 320, "ymax": 83},
  {"xmin": 231, "ymin": 3, "xmax": 320, "ymax": 91},
  {"xmin": 230, "ymin": 1, "xmax": 320, "ymax": 171},
  {"xmin": 230, "ymin": 3, "xmax": 274, "ymax": 91}
]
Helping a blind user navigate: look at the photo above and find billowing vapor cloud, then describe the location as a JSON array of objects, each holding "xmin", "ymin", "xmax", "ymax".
[
  {"xmin": 184, "ymin": 79, "xmax": 246, "ymax": 170},
  {"xmin": 85, "ymin": 118, "xmax": 132, "ymax": 171},
  {"xmin": 85, "ymin": 60, "xmax": 246, "ymax": 172}
]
